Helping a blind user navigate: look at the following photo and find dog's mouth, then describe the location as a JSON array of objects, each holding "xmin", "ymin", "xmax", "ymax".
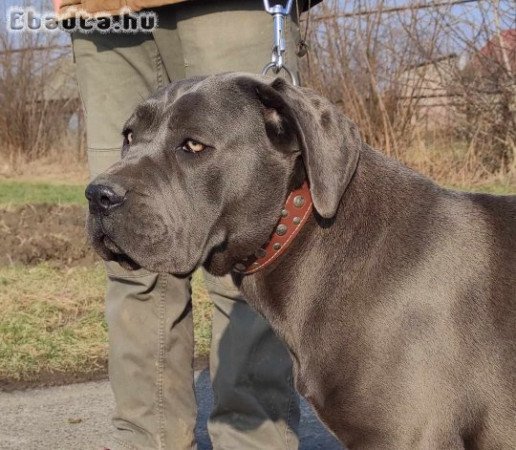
[
  {"xmin": 102, "ymin": 235, "xmax": 141, "ymax": 270},
  {"xmin": 89, "ymin": 219, "xmax": 141, "ymax": 271},
  {"xmin": 87, "ymin": 210, "xmax": 224, "ymax": 276}
]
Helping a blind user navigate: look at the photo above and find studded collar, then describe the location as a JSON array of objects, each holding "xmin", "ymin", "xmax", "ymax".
[{"xmin": 234, "ymin": 181, "xmax": 313, "ymax": 275}]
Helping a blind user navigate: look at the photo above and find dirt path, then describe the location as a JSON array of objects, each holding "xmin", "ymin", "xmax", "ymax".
[
  {"xmin": 0, "ymin": 379, "xmax": 112, "ymax": 449},
  {"xmin": 0, "ymin": 204, "xmax": 97, "ymax": 267},
  {"xmin": 0, "ymin": 370, "xmax": 343, "ymax": 450}
]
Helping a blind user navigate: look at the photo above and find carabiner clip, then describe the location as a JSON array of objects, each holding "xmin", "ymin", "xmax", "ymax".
[
  {"xmin": 261, "ymin": 1, "xmax": 298, "ymax": 86},
  {"xmin": 262, "ymin": 62, "xmax": 298, "ymax": 86}
]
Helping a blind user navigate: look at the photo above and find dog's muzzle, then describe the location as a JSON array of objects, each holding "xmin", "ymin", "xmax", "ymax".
[
  {"xmin": 85, "ymin": 182, "xmax": 126, "ymax": 215},
  {"xmin": 85, "ymin": 181, "xmax": 141, "ymax": 270}
]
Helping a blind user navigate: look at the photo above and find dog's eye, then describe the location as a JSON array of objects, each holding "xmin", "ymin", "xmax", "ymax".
[
  {"xmin": 123, "ymin": 130, "xmax": 133, "ymax": 146},
  {"xmin": 181, "ymin": 139, "xmax": 206, "ymax": 153}
]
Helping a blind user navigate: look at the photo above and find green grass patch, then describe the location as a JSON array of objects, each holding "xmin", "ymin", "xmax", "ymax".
[
  {"xmin": 0, "ymin": 178, "xmax": 512, "ymax": 207},
  {"xmin": 0, "ymin": 181, "xmax": 86, "ymax": 205},
  {"xmin": 0, "ymin": 264, "xmax": 211, "ymax": 382},
  {"xmin": 0, "ymin": 264, "xmax": 106, "ymax": 381}
]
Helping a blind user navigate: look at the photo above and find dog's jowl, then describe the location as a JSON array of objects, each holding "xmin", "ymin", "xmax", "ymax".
[{"xmin": 86, "ymin": 73, "xmax": 516, "ymax": 450}]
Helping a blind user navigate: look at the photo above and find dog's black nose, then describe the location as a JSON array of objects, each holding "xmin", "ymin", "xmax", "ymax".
[{"xmin": 86, "ymin": 183, "xmax": 125, "ymax": 213}]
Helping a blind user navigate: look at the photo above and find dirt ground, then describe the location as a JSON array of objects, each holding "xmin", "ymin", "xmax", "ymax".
[{"xmin": 0, "ymin": 204, "xmax": 98, "ymax": 267}]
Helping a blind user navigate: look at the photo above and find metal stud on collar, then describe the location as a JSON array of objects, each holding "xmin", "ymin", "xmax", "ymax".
[
  {"xmin": 293, "ymin": 195, "xmax": 305, "ymax": 207},
  {"xmin": 234, "ymin": 181, "xmax": 312, "ymax": 275},
  {"xmin": 276, "ymin": 224, "xmax": 288, "ymax": 236}
]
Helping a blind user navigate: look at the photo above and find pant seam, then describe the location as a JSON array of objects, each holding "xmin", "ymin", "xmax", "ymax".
[
  {"xmin": 156, "ymin": 275, "xmax": 168, "ymax": 450},
  {"xmin": 155, "ymin": 44, "xmax": 165, "ymax": 89}
]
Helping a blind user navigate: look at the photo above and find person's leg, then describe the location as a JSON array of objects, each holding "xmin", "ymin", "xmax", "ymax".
[
  {"xmin": 159, "ymin": 0, "xmax": 300, "ymax": 77},
  {"xmin": 155, "ymin": 3, "xmax": 301, "ymax": 449},
  {"xmin": 72, "ymin": 31, "xmax": 196, "ymax": 450},
  {"xmin": 204, "ymin": 273, "xmax": 300, "ymax": 450}
]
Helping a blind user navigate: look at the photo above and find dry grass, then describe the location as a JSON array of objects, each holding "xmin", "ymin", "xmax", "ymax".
[
  {"xmin": 191, "ymin": 271, "xmax": 213, "ymax": 357},
  {"xmin": 0, "ymin": 154, "xmax": 89, "ymax": 184},
  {"xmin": 0, "ymin": 264, "xmax": 106, "ymax": 381},
  {"xmin": 0, "ymin": 264, "xmax": 212, "ymax": 383},
  {"xmin": 400, "ymin": 139, "xmax": 516, "ymax": 189}
]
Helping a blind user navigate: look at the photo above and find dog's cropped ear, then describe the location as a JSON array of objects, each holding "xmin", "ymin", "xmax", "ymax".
[{"xmin": 256, "ymin": 78, "xmax": 361, "ymax": 219}]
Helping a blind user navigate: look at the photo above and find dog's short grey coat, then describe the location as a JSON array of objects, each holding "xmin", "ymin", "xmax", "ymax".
[{"xmin": 86, "ymin": 73, "xmax": 516, "ymax": 449}]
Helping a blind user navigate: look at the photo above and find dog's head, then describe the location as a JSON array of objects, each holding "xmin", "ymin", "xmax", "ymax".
[{"xmin": 86, "ymin": 73, "xmax": 361, "ymax": 276}]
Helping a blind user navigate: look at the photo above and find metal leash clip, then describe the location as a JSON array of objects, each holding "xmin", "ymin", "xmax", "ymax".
[{"xmin": 261, "ymin": 0, "xmax": 298, "ymax": 86}]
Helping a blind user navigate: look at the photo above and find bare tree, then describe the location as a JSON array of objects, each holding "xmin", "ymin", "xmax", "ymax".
[
  {"xmin": 301, "ymin": 0, "xmax": 515, "ymax": 183},
  {"xmin": 0, "ymin": 1, "xmax": 83, "ymax": 168}
]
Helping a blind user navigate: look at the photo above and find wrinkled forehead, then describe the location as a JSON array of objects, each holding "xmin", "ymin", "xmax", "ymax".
[
  {"xmin": 169, "ymin": 81, "xmax": 261, "ymax": 132},
  {"xmin": 167, "ymin": 92, "xmax": 235, "ymax": 138},
  {"xmin": 129, "ymin": 73, "xmax": 268, "ymax": 134},
  {"xmin": 168, "ymin": 72, "xmax": 270, "ymax": 111}
]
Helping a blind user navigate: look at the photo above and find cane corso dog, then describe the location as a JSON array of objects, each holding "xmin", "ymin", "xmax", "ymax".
[{"xmin": 86, "ymin": 73, "xmax": 515, "ymax": 449}]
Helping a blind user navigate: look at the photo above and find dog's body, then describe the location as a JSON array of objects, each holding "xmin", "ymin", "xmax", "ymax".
[
  {"xmin": 242, "ymin": 145, "xmax": 516, "ymax": 449},
  {"xmin": 86, "ymin": 73, "xmax": 516, "ymax": 449}
]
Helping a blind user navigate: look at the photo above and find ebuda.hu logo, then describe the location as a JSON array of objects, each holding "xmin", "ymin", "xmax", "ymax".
[{"xmin": 8, "ymin": 6, "xmax": 157, "ymax": 33}]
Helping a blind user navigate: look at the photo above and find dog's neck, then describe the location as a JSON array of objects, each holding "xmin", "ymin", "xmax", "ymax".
[
  {"xmin": 236, "ymin": 146, "xmax": 443, "ymax": 356},
  {"xmin": 234, "ymin": 146, "xmax": 392, "ymax": 356},
  {"xmin": 233, "ymin": 180, "xmax": 313, "ymax": 275}
]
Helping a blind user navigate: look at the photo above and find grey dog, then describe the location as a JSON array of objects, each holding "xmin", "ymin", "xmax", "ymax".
[{"xmin": 86, "ymin": 73, "xmax": 515, "ymax": 449}]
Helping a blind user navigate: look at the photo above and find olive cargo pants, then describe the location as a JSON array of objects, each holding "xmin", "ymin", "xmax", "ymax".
[{"xmin": 72, "ymin": 2, "xmax": 300, "ymax": 449}]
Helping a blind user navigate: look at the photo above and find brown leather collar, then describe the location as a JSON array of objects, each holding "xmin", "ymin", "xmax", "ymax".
[{"xmin": 234, "ymin": 181, "xmax": 313, "ymax": 275}]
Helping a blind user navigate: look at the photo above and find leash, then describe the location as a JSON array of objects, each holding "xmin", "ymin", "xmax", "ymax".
[{"xmin": 261, "ymin": 0, "xmax": 298, "ymax": 86}]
